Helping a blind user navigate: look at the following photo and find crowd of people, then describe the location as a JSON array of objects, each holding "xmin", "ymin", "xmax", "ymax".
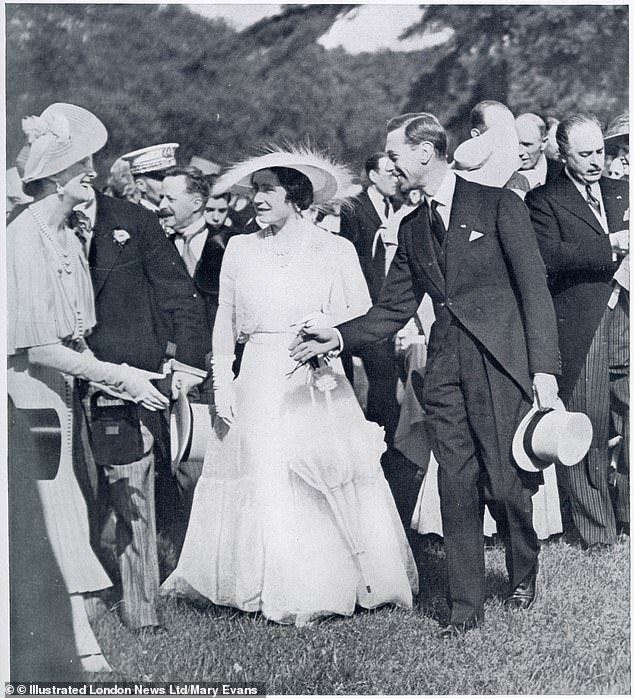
[{"xmin": 6, "ymin": 98, "xmax": 629, "ymax": 678}]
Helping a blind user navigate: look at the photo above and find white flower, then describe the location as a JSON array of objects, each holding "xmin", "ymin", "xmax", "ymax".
[
  {"xmin": 22, "ymin": 113, "xmax": 70, "ymax": 144},
  {"xmin": 313, "ymin": 365, "xmax": 337, "ymax": 392},
  {"xmin": 113, "ymin": 228, "xmax": 131, "ymax": 245}
]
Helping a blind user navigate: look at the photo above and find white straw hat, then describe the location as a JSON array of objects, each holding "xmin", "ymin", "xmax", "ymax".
[
  {"xmin": 212, "ymin": 145, "xmax": 360, "ymax": 205},
  {"xmin": 19, "ymin": 103, "xmax": 108, "ymax": 183},
  {"xmin": 512, "ymin": 400, "xmax": 593, "ymax": 473}
]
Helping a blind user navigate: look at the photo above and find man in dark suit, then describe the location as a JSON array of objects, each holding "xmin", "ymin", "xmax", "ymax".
[
  {"xmin": 340, "ymin": 152, "xmax": 401, "ymax": 444},
  {"xmin": 515, "ymin": 113, "xmax": 551, "ymax": 192},
  {"xmin": 340, "ymin": 152, "xmax": 420, "ymax": 523},
  {"xmin": 291, "ymin": 112, "xmax": 561, "ymax": 636},
  {"xmin": 526, "ymin": 114, "xmax": 629, "ymax": 547},
  {"xmin": 160, "ymin": 167, "xmax": 233, "ymax": 338},
  {"xmin": 84, "ymin": 190, "xmax": 206, "ymax": 631},
  {"xmin": 159, "ymin": 167, "xmax": 237, "ymax": 499}
]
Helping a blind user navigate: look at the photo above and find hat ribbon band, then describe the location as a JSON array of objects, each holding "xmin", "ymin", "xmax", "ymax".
[{"xmin": 522, "ymin": 407, "xmax": 555, "ymax": 469}]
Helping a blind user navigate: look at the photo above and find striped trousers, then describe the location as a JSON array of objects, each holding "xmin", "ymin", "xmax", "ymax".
[
  {"xmin": 563, "ymin": 292, "xmax": 629, "ymax": 546},
  {"xmin": 102, "ymin": 422, "xmax": 160, "ymax": 628},
  {"xmin": 81, "ymin": 391, "xmax": 160, "ymax": 628}
]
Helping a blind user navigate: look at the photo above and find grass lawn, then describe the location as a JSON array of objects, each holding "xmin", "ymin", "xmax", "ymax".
[{"xmin": 93, "ymin": 532, "xmax": 630, "ymax": 695}]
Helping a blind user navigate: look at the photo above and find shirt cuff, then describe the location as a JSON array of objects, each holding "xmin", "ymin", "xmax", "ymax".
[{"xmin": 330, "ymin": 328, "xmax": 345, "ymax": 357}]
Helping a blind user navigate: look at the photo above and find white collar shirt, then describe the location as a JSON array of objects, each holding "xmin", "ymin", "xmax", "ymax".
[
  {"xmin": 172, "ymin": 216, "xmax": 209, "ymax": 264},
  {"xmin": 424, "ymin": 168, "xmax": 457, "ymax": 230},
  {"xmin": 565, "ymin": 168, "xmax": 609, "ymax": 233},
  {"xmin": 367, "ymin": 185, "xmax": 400, "ymax": 274}
]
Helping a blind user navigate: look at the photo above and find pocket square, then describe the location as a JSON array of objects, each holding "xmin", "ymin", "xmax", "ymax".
[
  {"xmin": 624, "ymin": 208, "xmax": 629, "ymax": 222},
  {"xmin": 469, "ymin": 230, "xmax": 484, "ymax": 242}
]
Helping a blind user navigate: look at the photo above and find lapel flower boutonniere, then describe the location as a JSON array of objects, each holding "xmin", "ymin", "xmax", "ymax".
[{"xmin": 113, "ymin": 228, "xmax": 131, "ymax": 246}]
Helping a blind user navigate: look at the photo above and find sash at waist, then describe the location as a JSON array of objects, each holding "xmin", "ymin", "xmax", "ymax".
[{"xmin": 246, "ymin": 331, "xmax": 298, "ymax": 347}]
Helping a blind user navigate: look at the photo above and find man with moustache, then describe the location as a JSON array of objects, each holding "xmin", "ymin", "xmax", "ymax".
[
  {"xmin": 158, "ymin": 166, "xmax": 237, "ymax": 502},
  {"xmin": 526, "ymin": 114, "xmax": 630, "ymax": 547},
  {"xmin": 291, "ymin": 112, "xmax": 561, "ymax": 636}
]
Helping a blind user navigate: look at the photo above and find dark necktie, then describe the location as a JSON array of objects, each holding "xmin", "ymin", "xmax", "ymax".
[
  {"xmin": 429, "ymin": 199, "xmax": 446, "ymax": 247},
  {"xmin": 585, "ymin": 185, "xmax": 602, "ymax": 216},
  {"xmin": 383, "ymin": 197, "xmax": 391, "ymax": 220}
]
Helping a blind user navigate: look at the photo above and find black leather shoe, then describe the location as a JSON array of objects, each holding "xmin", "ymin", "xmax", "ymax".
[
  {"xmin": 134, "ymin": 624, "xmax": 167, "ymax": 637},
  {"xmin": 504, "ymin": 563, "xmax": 538, "ymax": 610},
  {"xmin": 436, "ymin": 618, "xmax": 479, "ymax": 639}
]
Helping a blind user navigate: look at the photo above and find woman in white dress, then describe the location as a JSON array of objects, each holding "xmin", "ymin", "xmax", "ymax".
[
  {"xmin": 8, "ymin": 104, "xmax": 168, "ymax": 671},
  {"xmin": 161, "ymin": 148, "xmax": 418, "ymax": 625}
]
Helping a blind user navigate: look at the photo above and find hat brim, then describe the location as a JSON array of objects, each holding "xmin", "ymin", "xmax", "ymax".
[
  {"xmin": 170, "ymin": 390, "xmax": 214, "ymax": 472},
  {"xmin": 512, "ymin": 399, "xmax": 566, "ymax": 473},
  {"xmin": 213, "ymin": 154, "xmax": 337, "ymax": 204},
  {"xmin": 170, "ymin": 389, "xmax": 191, "ymax": 472},
  {"xmin": 22, "ymin": 103, "xmax": 108, "ymax": 183},
  {"xmin": 211, "ymin": 146, "xmax": 363, "ymax": 205}
]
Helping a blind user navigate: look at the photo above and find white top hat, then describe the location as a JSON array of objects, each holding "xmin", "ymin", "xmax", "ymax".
[
  {"xmin": 120, "ymin": 142, "xmax": 179, "ymax": 175},
  {"xmin": 512, "ymin": 400, "xmax": 593, "ymax": 473},
  {"xmin": 169, "ymin": 388, "xmax": 213, "ymax": 472}
]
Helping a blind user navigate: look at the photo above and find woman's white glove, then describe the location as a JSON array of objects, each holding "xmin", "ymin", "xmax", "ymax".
[
  {"xmin": 211, "ymin": 354, "xmax": 237, "ymax": 425},
  {"xmin": 27, "ymin": 344, "xmax": 169, "ymax": 411},
  {"xmin": 118, "ymin": 364, "xmax": 170, "ymax": 411}
]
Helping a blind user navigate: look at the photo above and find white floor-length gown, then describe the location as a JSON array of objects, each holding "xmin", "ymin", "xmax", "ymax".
[{"xmin": 162, "ymin": 222, "xmax": 418, "ymax": 625}]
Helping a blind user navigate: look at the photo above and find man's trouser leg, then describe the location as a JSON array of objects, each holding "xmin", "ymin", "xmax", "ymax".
[
  {"xmin": 564, "ymin": 309, "xmax": 617, "ymax": 546},
  {"xmin": 104, "ymin": 423, "xmax": 160, "ymax": 628}
]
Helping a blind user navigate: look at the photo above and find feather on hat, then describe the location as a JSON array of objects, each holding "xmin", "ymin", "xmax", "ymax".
[{"xmin": 212, "ymin": 145, "xmax": 361, "ymax": 207}]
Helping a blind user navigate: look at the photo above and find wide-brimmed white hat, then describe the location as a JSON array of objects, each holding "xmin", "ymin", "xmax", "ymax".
[
  {"xmin": 212, "ymin": 145, "xmax": 360, "ymax": 205},
  {"xmin": 512, "ymin": 400, "xmax": 593, "ymax": 473},
  {"xmin": 170, "ymin": 389, "xmax": 212, "ymax": 472},
  {"xmin": 19, "ymin": 103, "xmax": 108, "ymax": 183},
  {"xmin": 120, "ymin": 142, "xmax": 179, "ymax": 176}
]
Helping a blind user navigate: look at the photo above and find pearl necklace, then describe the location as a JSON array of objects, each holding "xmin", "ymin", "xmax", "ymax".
[
  {"xmin": 30, "ymin": 205, "xmax": 74, "ymax": 275},
  {"xmin": 264, "ymin": 226, "xmax": 301, "ymax": 269}
]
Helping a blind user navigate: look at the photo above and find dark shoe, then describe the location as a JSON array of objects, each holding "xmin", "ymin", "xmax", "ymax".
[
  {"xmin": 436, "ymin": 618, "xmax": 479, "ymax": 639},
  {"xmin": 504, "ymin": 563, "xmax": 538, "ymax": 610},
  {"xmin": 583, "ymin": 541, "xmax": 614, "ymax": 552},
  {"xmin": 133, "ymin": 624, "xmax": 167, "ymax": 637}
]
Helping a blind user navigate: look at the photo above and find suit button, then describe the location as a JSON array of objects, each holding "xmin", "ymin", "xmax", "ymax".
[{"xmin": 193, "ymin": 293, "xmax": 198, "ymax": 298}]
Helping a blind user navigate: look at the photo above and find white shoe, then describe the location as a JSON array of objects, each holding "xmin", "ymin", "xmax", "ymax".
[{"xmin": 81, "ymin": 653, "xmax": 112, "ymax": 673}]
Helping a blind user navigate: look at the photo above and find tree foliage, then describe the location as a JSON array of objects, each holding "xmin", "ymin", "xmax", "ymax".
[
  {"xmin": 404, "ymin": 4, "xmax": 628, "ymax": 146},
  {"xmin": 6, "ymin": 4, "xmax": 628, "ymax": 179}
]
